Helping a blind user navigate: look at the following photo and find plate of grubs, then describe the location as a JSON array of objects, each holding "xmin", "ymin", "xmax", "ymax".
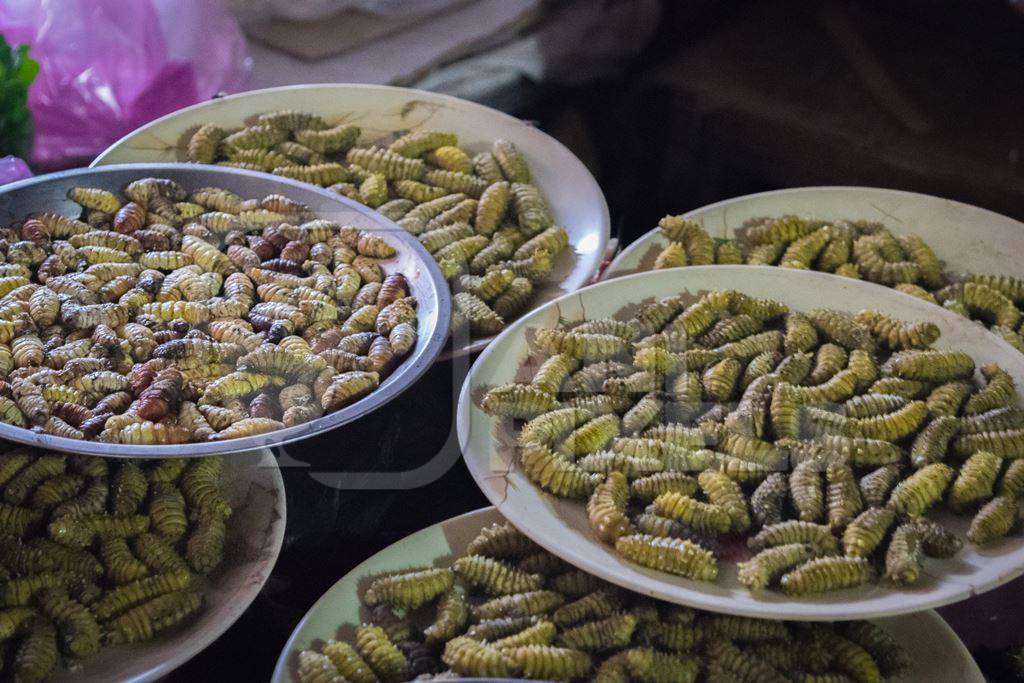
[
  {"xmin": 604, "ymin": 186, "xmax": 1024, "ymax": 353},
  {"xmin": 0, "ymin": 442, "xmax": 285, "ymax": 682},
  {"xmin": 273, "ymin": 506, "xmax": 982, "ymax": 682},
  {"xmin": 91, "ymin": 83, "xmax": 610, "ymax": 356},
  {"xmin": 460, "ymin": 265, "xmax": 1024, "ymax": 620},
  {"xmin": 0, "ymin": 164, "xmax": 449, "ymax": 457}
]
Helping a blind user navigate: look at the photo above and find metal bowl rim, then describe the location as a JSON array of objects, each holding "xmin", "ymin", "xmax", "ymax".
[{"xmin": 0, "ymin": 163, "xmax": 452, "ymax": 457}]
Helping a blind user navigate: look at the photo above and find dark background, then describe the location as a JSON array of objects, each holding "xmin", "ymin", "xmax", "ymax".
[{"xmin": 175, "ymin": 1, "xmax": 1024, "ymax": 680}]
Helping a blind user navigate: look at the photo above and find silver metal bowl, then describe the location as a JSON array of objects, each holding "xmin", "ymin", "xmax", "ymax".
[{"xmin": 0, "ymin": 163, "xmax": 451, "ymax": 458}]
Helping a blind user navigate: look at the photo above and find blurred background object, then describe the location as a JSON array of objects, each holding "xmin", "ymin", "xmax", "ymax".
[
  {"xmin": 0, "ymin": 0, "xmax": 250, "ymax": 168},
  {"xmin": 0, "ymin": 155, "xmax": 31, "ymax": 185}
]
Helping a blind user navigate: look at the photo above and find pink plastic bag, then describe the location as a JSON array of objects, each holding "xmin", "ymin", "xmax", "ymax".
[
  {"xmin": 0, "ymin": 156, "xmax": 32, "ymax": 185},
  {"xmin": 0, "ymin": 0, "xmax": 251, "ymax": 168}
]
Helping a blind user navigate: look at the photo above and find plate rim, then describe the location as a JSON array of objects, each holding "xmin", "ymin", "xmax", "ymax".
[
  {"xmin": 270, "ymin": 505, "xmax": 983, "ymax": 683},
  {"xmin": 604, "ymin": 184, "xmax": 1024, "ymax": 279},
  {"xmin": 458, "ymin": 265, "xmax": 1024, "ymax": 620},
  {"xmin": 0, "ymin": 163, "xmax": 451, "ymax": 457},
  {"xmin": 90, "ymin": 82, "xmax": 611, "ymax": 358}
]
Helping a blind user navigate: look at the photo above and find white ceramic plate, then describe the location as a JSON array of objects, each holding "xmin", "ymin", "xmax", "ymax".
[
  {"xmin": 91, "ymin": 83, "xmax": 611, "ymax": 357},
  {"xmin": 603, "ymin": 186, "xmax": 1024, "ymax": 282},
  {"xmin": 271, "ymin": 506, "xmax": 982, "ymax": 683},
  {"xmin": 53, "ymin": 450, "xmax": 286, "ymax": 682},
  {"xmin": 458, "ymin": 266, "xmax": 1024, "ymax": 620}
]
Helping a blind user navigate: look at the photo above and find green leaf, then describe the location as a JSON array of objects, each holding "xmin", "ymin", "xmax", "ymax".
[{"xmin": 0, "ymin": 33, "xmax": 37, "ymax": 157}]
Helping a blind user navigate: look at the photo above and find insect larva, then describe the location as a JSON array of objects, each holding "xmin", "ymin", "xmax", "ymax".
[
  {"xmin": 961, "ymin": 406, "xmax": 1024, "ymax": 437},
  {"xmin": 805, "ymin": 343, "xmax": 848, "ymax": 386},
  {"xmin": 869, "ymin": 376, "xmax": 931, "ymax": 399},
  {"xmin": 843, "ymin": 393, "xmax": 908, "ymax": 419},
  {"xmin": 364, "ymin": 567, "xmax": 454, "ymax": 610},
  {"xmin": 35, "ymin": 585, "xmax": 100, "ymax": 659},
  {"xmin": 815, "ymin": 631, "xmax": 883, "ymax": 683},
  {"xmin": 442, "ymin": 636, "xmax": 517, "ymax": 677},
  {"xmin": 703, "ymin": 613, "xmax": 790, "ymax": 644},
  {"xmin": 473, "ymin": 590, "xmax": 566, "ymax": 622},
  {"xmin": 315, "ymin": 641, "xmax": 378, "ymax": 683},
  {"xmin": 557, "ymin": 612, "xmax": 636, "ymax": 653},
  {"xmin": 750, "ymin": 473, "xmax": 788, "ymax": 527},
  {"xmin": 490, "ymin": 619, "xmax": 557, "ymax": 649},
  {"xmin": 552, "ymin": 588, "xmax": 624, "ymax": 629},
  {"xmin": 779, "ymin": 556, "xmax": 874, "ymax": 595},
  {"xmin": 965, "ymin": 364, "xmax": 1016, "ymax": 416},
  {"xmin": 13, "ymin": 616, "xmax": 59, "ymax": 682},
  {"xmin": 518, "ymin": 552, "xmax": 570, "ymax": 578},
  {"xmin": 737, "ymin": 544, "xmax": 815, "ymax": 590},
  {"xmin": 855, "ymin": 309, "xmax": 940, "ymax": 351},
  {"xmin": 577, "ymin": 451, "xmax": 663, "ymax": 479},
  {"xmin": 481, "ymin": 383, "xmax": 559, "ymax": 420},
  {"xmin": 110, "ymin": 462, "xmax": 147, "ymax": 515},
  {"xmin": 947, "ymin": 450, "xmax": 1002, "ymax": 512},
  {"xmin": 4, "ymin": 455, "xmax": 66, "ymax": 506},
  {"xmin": 748, "ymin": 520, "xmax": 838, "ymax": 555},
  {"xmin": 453, "ymin": 555, "xmax": 542, "ymax": 596},
  {"xmin": 586, "ymin": 471, "xmax": 634, "ymax": 543},
  {"xmin": 83, "ymin": 570, "xmax": 192, "ymax": 622},
  {"xmin": 463, "ymin": 522, "xmax": 535, "ymax": 561},
  {"xmin": 622, "ymin": 393, "xmax": 664, "ymax": 435},
  {"xmin": 48, "ymin": 514, "xmax": 150, "ymax": 549},
  {"xmin": 319, "ymin": 371, "xmax": 380, "ymax": 413},
  {"xmin": 453, "ymin": 291, "xmax": 504, "ymax": 336},
  {"xmin": 883, "ymin": 349, "xmax": 975, "ymax": 383},
  {"xmin": 658, "ymin": 216, "xmax": 714, "ymax": 266},
  {"xmin": 780, "ymin": 226, "xmax": 830, "ymax": 269},
  {"xmin": 715, "ymin": 239, "xmax": 745, "ymax": 265},
  {"xmin": 386, "ymin": 130, "xmax": 457, "ymax": 158},
  {"xmin": 783, "ymin": 313, "xmax": 819, "ymax": 354},
  {"xmin": 843, "ymin": 507, "xmax": 895, "ymax": 558},
  {"xmin": 530, "ymin": 571, "xmax": 592, "ymax": 600},
  {"xmin": 967, "ymin": 495, "xmax": 1018, "ymax": 545},
  {"xmin": 962, "ymin": 281, "xmax": 1021, "ymax": 328},
  {"xmin": 698, "ymin": 470, "xmax": 750, "ymax": 532},
  {"xmin": 0, "ymin": 501, "xmax": 42, "ymax": 537},
  {"xmin": 553, "ymin": 572, "xmax": 607, "ymax": 601},
  {"xmin": 185, "ymin": 513, "xmax": 226, "ymax": 575},
  {"xmin": 853, "ymin": 400, "xmax": 930, "ymax": 442},
  {"xmin": 839, "ymin": 620, "xmax": 912, "ymax": 678},
  {"xmin": 28, "ymin": 474, "xmax": 85, "ymax": 511},
  {"xmin": 790, "ymin": 460, "xmax": 825, "ymax": 523},
  {"xmin": 954, "ymin": 427, "xmax": 1024, "ymax": 459},
  {"xmin": 103, "ymin": 589, "xmax": 203, "ymax": 645},
  {"xmin": 100, "ymin": 536, "xmax": 151, "ymax": 585},
  {"xmin": 614, "ymin": 534, "xmax": 718, "ymax": 580},
  {"xmin": 887, "ymin": 463, "xmax": 954, "ymax": 516},
  {"xmin": 826, "ymin": 462, "xmax": 863, "ymax": 532},
  {"xmin": 623, "ymin": 647, "xmax": 699, "ymax": 683},
  {"xmin": 519, "ymin": 443, "xmax": 602, "ymax": 499},
  {"xmin": 630, "ymin": 472, "xmax": 699, "ymax": 503},
  {"xmin": 705, "ymin": 637, "xmax": 788, "ymax": 683},
  {"xmin": 133, "ymin": 533, "xmax": 189, "ymax": 576},
  {"xmin": 519, "ymin": 407, "xmax": 593, "ymax": 448},
  {"xmin": 884, "ymin": 523, "xmax": 922, "ymax": 585},
  {"xmin": 148, "ymin": 482, "xmax": 187, "ymax": 542},
  {"xmin": 178, "ymin": 458, "xmax": 230, "ymax": 520},
  {"xmin": 296, "ymin": 650, "xmax": 346, "ymax": 683},
  {"xmin": 651, "ymin": 492, "xmax": 730, "ymax": 535},
  {"xmin": 466, "ymin": 617, "xmax": 542, "ymax": 644}
]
